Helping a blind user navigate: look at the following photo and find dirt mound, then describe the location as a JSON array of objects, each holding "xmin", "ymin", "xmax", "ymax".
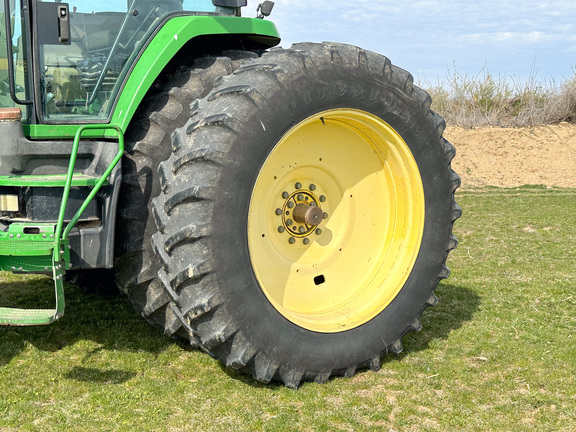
[{"xmin": 444, "ymin": 123, "xmax": 576, "ymax": 188}]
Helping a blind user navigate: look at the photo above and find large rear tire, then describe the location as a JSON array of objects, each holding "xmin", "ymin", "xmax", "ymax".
[
  {"xmin": 151, "ymin": 42, "xmax": 461, "ymax": 388},
  {"xmin": 113, "ymin": 51, "xmax": 257, "ymax": 335}
]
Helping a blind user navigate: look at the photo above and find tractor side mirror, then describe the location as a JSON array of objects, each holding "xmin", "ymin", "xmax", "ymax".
[{"xmin": 257, "ymin": 1, "xmax": 274, "ymax": 19}]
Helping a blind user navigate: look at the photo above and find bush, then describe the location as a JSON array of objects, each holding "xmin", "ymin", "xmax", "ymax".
[{"xmin": 424, "ymin": 67, "xmax": 576, "ymax": 128}]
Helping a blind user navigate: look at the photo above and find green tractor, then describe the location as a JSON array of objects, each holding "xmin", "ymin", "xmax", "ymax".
[{"xmin": 0, "ymin": 0, "xmax": 460, "ymax": 387}]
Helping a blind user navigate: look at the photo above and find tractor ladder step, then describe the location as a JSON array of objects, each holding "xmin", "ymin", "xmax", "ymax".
[
  {"xmin": 0, "ymin": 124, "xmax": 124, "ymax": 326},
  {"xmin": 0, "ymin": 308, "xmax": 61, "ymax": 326},
  {"xmin": 0, "ymin": 173, "xmax": 105, "ymax": 188},
  {"xmin": 0, "ymin": 223, "xmax": 67, "ymax": 326}
]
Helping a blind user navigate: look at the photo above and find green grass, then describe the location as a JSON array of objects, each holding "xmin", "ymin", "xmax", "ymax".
[{"xmin": 1, "ymin": 187, "xmax": 576, "ymax": 431}]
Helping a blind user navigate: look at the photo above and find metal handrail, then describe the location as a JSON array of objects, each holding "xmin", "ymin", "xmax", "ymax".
[{"xmin": 54, "ymin": 124, "xmax": 124, "ymax": 244}]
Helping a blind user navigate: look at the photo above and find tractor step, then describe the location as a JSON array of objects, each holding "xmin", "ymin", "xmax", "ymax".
[
  {"xmin": 0, "ymin": 258, "xmax": 65, "ymax": 326},
  {"xmin": 0, "ymin": 223, "xmax": 62, "ymax": 271},
  {"xmin": 0, "ymin": 223, "xmax": 67, "ymax": 326},
  {"xmin": 0, "ymin": 124, "xmax": 124, "ymax": 326},
  {"xmin": 0, "ymin": 173, "xmax": 105, "ymax": 188},
  {"xmin": 0, "ymin": 307, "xmax": 61, "ymax": 326}
]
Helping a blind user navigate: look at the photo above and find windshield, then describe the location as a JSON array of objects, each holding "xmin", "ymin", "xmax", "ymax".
[{"xmin": 0, "ymin": 0, "xmax": 236, "ymax": 123}]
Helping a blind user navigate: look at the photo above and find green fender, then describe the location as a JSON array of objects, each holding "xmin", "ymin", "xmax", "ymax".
[{"xmin": 24, "ymin": 16, "xmax": 280, "ymax": 139}]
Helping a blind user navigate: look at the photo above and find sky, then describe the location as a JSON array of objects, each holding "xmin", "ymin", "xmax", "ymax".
[{"xmin": 245, "ymin": 0, "xmax": 576, "ymax": 86}]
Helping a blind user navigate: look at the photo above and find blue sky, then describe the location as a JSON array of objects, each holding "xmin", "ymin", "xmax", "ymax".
[{"xmin": 245, "ymin": 0, "xmax": 576, "ymax": 86}]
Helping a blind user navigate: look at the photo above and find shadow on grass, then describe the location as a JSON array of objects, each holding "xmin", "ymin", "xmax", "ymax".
[
  {"xmin": 1, "ymin": 275, "xmax": 481, "ymax": 388},
  {"xmin": 0, "ymin": 275, "xmax": 177, "ymax": 372},
  {"xmin": 65, "ymin": 366, "xmax": 138, "ymax": 384},
  {"xmin": 400, "ymin": 283, "xmax": 481, "ymax": 353},
  {"xmin": 220, "ymin": 283, "xmax": 481, "ymax": 388}
]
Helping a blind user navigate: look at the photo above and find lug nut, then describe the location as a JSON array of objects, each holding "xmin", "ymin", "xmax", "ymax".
[
  {"xmin": 275, "ymin": 208, "xmax": 282, "ymax": 215},
  {"xmin": 319, "ymin": 195, "xmax": 327, "ymax": 202},
  {"xmin": 282, "ymin": 191, "xmax": 289, "ymax": 199},
  {"xmin": 316, "ymin": 229, "xmax": 323, "ymax": 235},
  {"xmin": 295, "ymin": 182, "xmax": 302, "ymax": 189},
  {"xmin": 289, "ymin": 237, "xmax": 296, "ymax": 244},
  {"xmin": 303, "ymin": 238, "xmax": 310, "ymax": 245},
  {"xmin": 310, "ymin": 184, "xmax": 316, "ymax": 191},
  {"xmin": 278, "ymin": 226, "xmax": 286, "ymax": 233},
  {"xmin": 323, "ymin": 212, "xmax": 329, "ymax": 220}
]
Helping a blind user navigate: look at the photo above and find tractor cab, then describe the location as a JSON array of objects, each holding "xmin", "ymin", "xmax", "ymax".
[{"xmin": 0, "ymin": 0, "xmax": 241, "ymax": 123}]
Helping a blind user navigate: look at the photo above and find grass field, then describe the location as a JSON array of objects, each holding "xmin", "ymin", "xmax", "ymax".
[{"xmin": 1, "ymin": 187, "xmax": 575, "ymax": 431}]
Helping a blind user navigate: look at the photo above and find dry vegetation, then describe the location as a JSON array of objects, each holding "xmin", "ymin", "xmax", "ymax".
[{"xmin": 425, "ymin": 69, "xmax": 576, "ymax": 128}]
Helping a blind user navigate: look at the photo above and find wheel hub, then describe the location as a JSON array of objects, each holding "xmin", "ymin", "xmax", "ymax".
[{"xmin": 276, "ymin": 185, "xmax": 327, "ymax": 244}]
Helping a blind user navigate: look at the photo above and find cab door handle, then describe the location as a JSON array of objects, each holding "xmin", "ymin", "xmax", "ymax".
[{"xmin": 57, "ymin": 5, "xmax": 70, "ymax": 44}]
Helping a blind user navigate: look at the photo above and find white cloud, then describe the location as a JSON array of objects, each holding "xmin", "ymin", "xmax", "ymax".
[{"xmin": 246, "ymin": 0, "xmax": 576, "ymax": 82}]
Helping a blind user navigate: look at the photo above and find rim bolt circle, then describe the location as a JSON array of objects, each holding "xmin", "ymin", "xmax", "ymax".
[
  {"xmin": 282, "ymin": 191, "xmax": 289, "ymax": 199},
  {"xmin": 295, "ymin": 182, "xmax": 302, "ymax": 189},
  {"xmin": 303, "ymin": 238, "xmax": 310, "ymax": 245},
  {"xmin": 278, "ymin": 226, "xmax": 286, "ymax": 233},
  {"xmin": 310, "ymin": 184, "xmax": 316, "ymax": 191},
  {"xmin": 289, "ymin": 237, "xmax": 296, "ymax": 244}
]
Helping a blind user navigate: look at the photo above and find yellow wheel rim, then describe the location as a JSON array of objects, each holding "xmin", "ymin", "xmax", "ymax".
[{"xmin": 248, "ymin": 109, "xmax": 425, "ymax": 333}]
